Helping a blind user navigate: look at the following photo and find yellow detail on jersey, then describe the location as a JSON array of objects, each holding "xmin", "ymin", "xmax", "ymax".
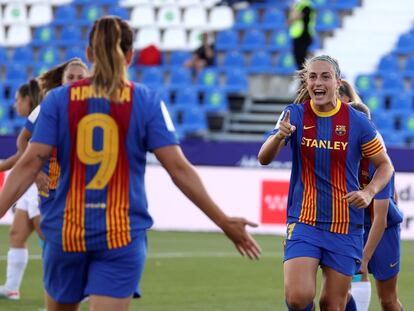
[
  {"xmin": 70, "ymin": 86, "xmax": 131, "ymax": 102},
  {"xmin": 76, "ymin": 113, "xmax": 119, "ymax": 190},
  {"xmin": 287, "ymin": 223, "xmax": 296, "ymax": 240}
]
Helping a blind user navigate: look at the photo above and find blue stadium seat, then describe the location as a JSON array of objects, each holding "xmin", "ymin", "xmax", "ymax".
[
  {"xmin": 376, "ymin": 54, "xmax": 400, "ymax": 76},
  {"xmin": 400, "ymin": 113, "xmax": 414, "ymax": 132},
  {"xmin": 215, "ymin": 29, "xmax": 238, "ymax": 51},
  {"xmin": 241, "ymin": 29, "xmax": 266, "ymax": 51},
  {"xmin": 58, "ymin": 26, "xmax": 83, "ymax": 47},
  {"xmin": 11, "ymin": 47, "xmax": 34, "ymax": 65},
  {"xmin": 361, "ymin": 91, "xmax": 385, "ymax": 115},
  {"xmin": 354, "ymin": 74, "xmax": 376, "ymax": 95},
  {"xmin": 331, "ymin": 0, "xmax": 360, "ymax": 10},
  {"xmin": 224, "ymin": 68, "xmax": 248, "ymax": 93},
  {"xmin": 260, "ymin": 8, "xmax": 286, "ymax": 30},
  {"xmin": 389, "ymin": 93, "xmax": 413, "ymax": 113},
  {"xmin": 175, "ymin": 87, "xmax": 199, "ymax": 107},
  {"xmin": 372, "ymin": 110, "xmax": 396, "ymax": 132},
  {"xmin": 0, "ymin": 120, "xmax": 15, "ymax": 135},
  {"xmin": 402, "ymin": 56, "xmax": 414, "ymax": 79},
  {"xmin": 273, "ymin": 52, "xmax": 296, "ymax": 75},
  {"xmin": 309, "ymin": 34, "xmax": 321, "ymax": 51},
  {"xmin": 203, "ymin": 88, "xmax": 228, "ymax": 113},
  {"xmin": 169, "ymin": 51, "xmax": 191, "ymax": 68},
  {"xmin": 312, "ymin": 0, "xmax": 330, "ymax": 9},
  {"xmin": 168, "ymin": 68, "xmax": 192, "ymax": 91},
  {"xmin": 234, "ymin": 8, "xmax": 259, "ymax": 30},
  {"xmin": 80, "ymin": 5, "xmax": 103, "ymax": 26},
  {"xmin": 63, "ymin": 47, "xmax": 88, "ymax": 63},
  {"xmin": 107, "ymin": 6, "xmax": 129, "ymax": 20},
  {"xmin": 380, "ymin": 129, "xmax": 406, "ymax": 147},
  {"xmin": 222, "ymin": 50, "xmax": 244, "ymax": 69},
  {"xmin": 394, "ymin": 33, "xmax": 414, "ymax": 55},
  {"xmin": 0, "ymin": 48, "xmax": 8, "ymax": 65},
  {"xmin": 180, "ymin": 106, "xmax": 207, "ymax": 135},
  {"xmin": 196, "ymin": 68, "xmax": 220, "ymax": 90},
  {"xmin": 268, "ymin": 29, "xmax": 291, "ymax": 52},
  {"xmin": 32, "ymin": 26, "xmax": 55, "ymax": 47},
  {"xmin": 248, "ymin": 50, "xmax": 273, "ymax": 74},
  {"xmin": 315, "ymin": 9, "xmax": 339, "ymax": 32},
  {"xmin": 5, "ymin": 65, "xmax": 27, "ymax": 82},
  {"xmin": 379, "ymin": 73, "xmax": 405, "ymax": 94},
  {"xmin": 141, "ymin": 67, "xmax": 164, "ymax": 89},
  {"xmin": 53, "ymin": 6, "xmax": 78, "ymax": 26},
  {"xmin": 38, "ymin": 46, "xmax": 60, "ymax": 67}
]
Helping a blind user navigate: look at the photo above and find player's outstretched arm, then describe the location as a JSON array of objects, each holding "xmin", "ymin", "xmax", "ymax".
[
  {"xmin": 0, "ymin": 142, "xmax": 52, "ymax": 217},
  {"xmin": 154, "ymin": 145, "xmax": 261, "ymax": 260},
  {"xmin": 0, "ymin": 128, "xmax": 32, "ymax": 172}
]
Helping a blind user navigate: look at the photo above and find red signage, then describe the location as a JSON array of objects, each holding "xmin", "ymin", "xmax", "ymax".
[
  {"xmin": 0, "ymin": 172, "xmax": 4, "ymax": 192},
  {"xmin": 261, "ymin": 180, "xmax": 289, "ymax": 224}
]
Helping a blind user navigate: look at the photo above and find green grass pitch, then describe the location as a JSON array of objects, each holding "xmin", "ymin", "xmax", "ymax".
[{"xmin": 0, "ymin": 226, "xmax": 412, "ymax": 310}]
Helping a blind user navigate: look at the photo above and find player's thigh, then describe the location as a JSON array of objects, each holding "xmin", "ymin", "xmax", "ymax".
[
  {"xmin": 375, "ymin": 274, "xmax": 399, "ymax": 302},
  {"xmin": 89, "ymin": 295, "xmax": 132, "ymax": 311},
  {"xmin": 284, "ymin": 256, "xmax": 319, "ymax": 299},
  {"xmin": 9, "ymin": 209, "xmax": 34, "ymax": 246},
  {"xmin": 46, "ymin": 291, "xmax": 80, "ymax": 311},
  {"xmin": 320, "ymin": 265, "xmax": 352, "ymax": 308}
]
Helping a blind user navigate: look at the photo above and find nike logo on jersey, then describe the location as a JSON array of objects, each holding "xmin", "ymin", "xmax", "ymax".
[
  {"xmin": 304, "ymin": 125, "xmax": 315, "ymax": 130},
  {"xmin": 389, "ymin": 261, "xmax": 399, "ymax": 268}
]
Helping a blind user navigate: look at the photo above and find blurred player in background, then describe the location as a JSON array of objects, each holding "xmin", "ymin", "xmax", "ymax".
[
  {"xmin": 0, "ymin": 58, "xmax": 88, "ymax": 301},
  {"xmin": 0, "ymin": 16, "xmax": 261, "ymax": 311},
  {"xmin": 258, "ymin": 55, "xmax": 394, "ymax": 311},
  {"xmin": 338, "ymin": 83, "xmax": 404, "ymax": 311},
  {"xmin": 0, "ymin": 80, "xmax": 43, "ymax": 300}
]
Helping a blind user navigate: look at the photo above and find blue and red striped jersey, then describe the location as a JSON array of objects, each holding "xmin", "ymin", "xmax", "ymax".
[
  {"xmin": 32, "ymin": 79, "xmax": 178, "ymax": 251},
  {"xmin": 275, "ymin": 100, "xmax": 383, "ymax": 235}
]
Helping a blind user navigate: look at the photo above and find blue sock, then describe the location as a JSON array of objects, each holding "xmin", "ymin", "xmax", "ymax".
[
  {"xmin": 286, "ymin": 300, "xmax": 314, "ymax": 311},
  {"xmin": 345, "ymin": 295, "xmax": 357, "ymax": 311}
]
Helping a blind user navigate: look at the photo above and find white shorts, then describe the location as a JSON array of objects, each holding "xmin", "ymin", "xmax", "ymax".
[{"xmin": 14, "ymin": 183, "xmax": 40, "ymax": 219}]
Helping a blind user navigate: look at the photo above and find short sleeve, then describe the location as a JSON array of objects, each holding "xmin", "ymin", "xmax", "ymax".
[
  {"xmin": 24, "ymin": 105, "xmax": 41, "ymax": 133},
  {"xmin": 359, "ymin": 118, "xmax": 384, "ymax": 158},
  {"xmin": 31, "ymin": 91, "xmax": 58, "ymax": 147},
  {"xmin": 146, "ymin": 92, "xmax": 179, "ymax": 151}
]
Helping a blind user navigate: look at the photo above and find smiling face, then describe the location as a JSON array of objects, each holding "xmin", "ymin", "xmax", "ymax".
[
  {"xmin": 62, "ymin": 63, "xmax": 88, "ymax": 84},
  {"xmin": 305, "ymin": 60, "xmax": 341, "ymax": 112}
]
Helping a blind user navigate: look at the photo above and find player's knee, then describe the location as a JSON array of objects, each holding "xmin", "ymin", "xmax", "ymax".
[
  {"xmin": 379, "ymin": 297, "xmax": 400, "ymax": 311},
  {"xmin": 319, "ymin": 295, "xmax": 346, "ymax": 311},
  {"xmin": 285, "ymin": 288, "xmax": 314, "ymax": 310},
  {"xmin": 9, "ymin": 227, "xmax": 26, "ymax": 246}
]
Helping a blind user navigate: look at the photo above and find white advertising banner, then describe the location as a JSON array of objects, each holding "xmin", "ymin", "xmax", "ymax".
[{"xmin": 0, "ymin": 166, "xmax": 413, "ymax": 240}]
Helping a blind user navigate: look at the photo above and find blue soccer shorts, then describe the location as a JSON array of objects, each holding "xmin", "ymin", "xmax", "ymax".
[
  {"xmin": 364, "ymin": 224, "xmax": 400, "ymax": 281},
  {"xmin": 43, "ymin": 230, "xmax": 147, "ymax": 304},
  {"xmin": 283, "ymin": 223, "xmax": 362, "ymax": 276}
]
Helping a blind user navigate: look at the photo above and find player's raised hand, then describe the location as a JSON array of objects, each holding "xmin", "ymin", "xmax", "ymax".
[
  {"xmin": 342, "ymin": 189, "xmax": 373, "ymax": 208},
  {"xmin": 221, "ymin": 217, "xmax": 261, "ymax": 260},
  {"xmin": 276, "ymin": 110, "xmax": 296, "ymax": 139}
]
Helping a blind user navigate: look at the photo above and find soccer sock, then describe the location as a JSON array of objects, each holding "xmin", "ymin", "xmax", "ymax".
[
  {"xmin": 351, "ymin": 280, "xmax": 371, "ymax": 311},
  {"xmin": 286, "ymin": 300, "xmax": 314, "ymax": 311},
  {"xmin": 345, "ymin": 295, "xmax": 357, "ymax": 311},
  {"xmin": 4, "ymin": 248, "xmax": 29, "ymax": 291}
]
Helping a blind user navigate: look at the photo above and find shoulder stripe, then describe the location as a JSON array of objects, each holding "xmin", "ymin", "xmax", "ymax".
[{"xmin": 362, "ymin": 137, "xmax": 383, "ymax": 158}]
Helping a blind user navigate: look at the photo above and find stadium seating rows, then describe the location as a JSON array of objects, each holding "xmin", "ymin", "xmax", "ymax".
[{"xmin": 3, "ymin": 0, "xmax": 412, "ymax": 146}]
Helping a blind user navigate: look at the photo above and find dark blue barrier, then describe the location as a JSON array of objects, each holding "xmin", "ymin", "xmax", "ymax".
[{"xmin": 1, "ymin": 137, "xmax": 413, "ymax": 172}]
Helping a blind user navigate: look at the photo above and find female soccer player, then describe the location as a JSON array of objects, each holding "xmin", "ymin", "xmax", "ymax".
[
  {"xmin": 258, "ymin": 55, "xmax": 394, "ymax": 311},
  {"xmin": 0, "ymin": 58, "xmax": 88, "ymax": 300},
  {"xmin": 0, "ymin": 16, "xmax": 260, "ymax": 311}
]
